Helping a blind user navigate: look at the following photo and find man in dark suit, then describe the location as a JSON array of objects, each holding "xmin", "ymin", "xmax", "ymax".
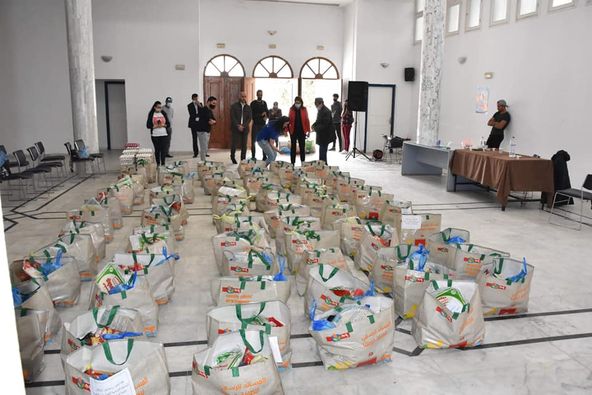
[
  {"xmin": 312, "ymin": 97, "xmax": 335, "ymax": 165},
  {"xmin": 229, "ymin": 91, "xmax": 252, "ymax": 164},
  {"xmin": 250, "ymin": 89, "xmax": 268, "ymax": 160},
  {"xmin": 187, "ymin": 93, "xmax": 202, "ymax": 158}
]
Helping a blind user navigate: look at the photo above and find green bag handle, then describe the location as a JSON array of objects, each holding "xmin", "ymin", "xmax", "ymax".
[
  {"xmin": 92, "ymin": 306, "xmax": 120, "ymax": 328},
  {"xmin": 396, "ymin": 244, "xmax": 413, "ymax": 261},
  {"xmin": 247, "ymin": 250, "xmax": 271, "ymax": 270},
  {"xmin": 103, "ymin": 338, "xmax": 134, "ymax": 366},
  {"xmin": 235, "ymin": 303, "xmax": 271, "ymax": 333},
  {"xmin": 239, "ymin": 329, "xmax": 265, "ymax": 354},
  {"xmin": 319, "ymin": 265, "xmax": 339, "ymax": 282}
]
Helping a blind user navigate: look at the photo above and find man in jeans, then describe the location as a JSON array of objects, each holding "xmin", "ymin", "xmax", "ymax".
[
  {"xmin": 312, "ymin": 97, "xmax": 334, "ymax": 164},
  {"xmin": 250, "ymin": 89, "xmax": 268, "ymax": 160},
  {"xmin": 230, "ymin": 92, "xmax": 252, "ymax": 164},
  {"xmin": 256, "ymin": 116, "xmax": 289, "ymax": 166},
  {"xmin": 194, "ymin": 96, "xmax": 217, "ymax": 161},
  {"xmin": 162, "ymin": 96, "xmax": 174, "ymax": 158}
]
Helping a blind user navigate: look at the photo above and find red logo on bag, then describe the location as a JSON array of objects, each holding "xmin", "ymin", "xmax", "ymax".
[
  {"xmin": 464, "ymin": 257, "xmax": 481, "ymax": 263},
  {"xmin": 320, "ymin": 294, "xmax": 339, "ymax": 307},
  {"xmin": 368, "ymin": 212, "xmax": 379, "ymax": 220},
  {"xmin": 380, "ymin": 264, "xmax": 393, "ymax": 271},
  {"xmin": 437, "ymin": 247, "xmax": 448, "ymax": 253},
  {"xmin": 485, "ymin": 282, "xmax": 506, "ymax": 290},
  {"xmin": 326, "ymin": 332, "xmax": 350, "ymax": 342},
  {"xmin": 436, "ymin": 306, "xmax": 452, "ymax": 322},
  {"xmin": 230, "ymin": 266, "xmax": 248, "ymax": 273},
  {"xmin": 307, "ymin": 258, "xmax": 320, "ymax": 264},
  {"xmin": 217, "ymin": 328, "xmax": 232, "ymax": 335},
  {"xmin": 404, "ymin": 275, "xmax": 424, "ymax": 283},
  {"xmin": 499, "ymin": 308, "xmax": 517, "ymax": 315},
  {"xmin": 222, "ymin": 241, "xmax": 237, "ymax": 247},
  {"xmin": 67, "ymin": 338, "xmax": 80, "ymax": 351},
  {"xmin": 222, "ymin": 286, "xmax": 241, "ymax": 294},
  {"xmin": 414, "ymin": 239, "xmax": 426, "ymax": 246},
  {"xmin": 71, "ymin": 376, "xmax": 90, "ymax": 391}
]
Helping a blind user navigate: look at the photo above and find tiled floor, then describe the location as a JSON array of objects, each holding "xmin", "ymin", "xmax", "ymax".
[{"xmin": 3, "ymin": 148, "xmax": 592, "ymax": 394}]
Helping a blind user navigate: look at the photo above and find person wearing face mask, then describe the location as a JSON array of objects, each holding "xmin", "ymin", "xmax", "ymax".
[
  {"xmin": 162, "ymin": 97, "xmax": 174, "ymax": 158},
  {"xmin": 312, "ymin": 97, "xmax": 334, "ymax": 164},
  {"xmin": 330, "ymin": 93, "xmax": 343, "ymax": 152},
  {"xmin": 194, "ymin": 96, "xmax": 217, "ymax": 161},
  {"xmin": 230, "ymin": 91, "xmax": 252, "ymax": 164},
  {"xmin": 146, "ymin": 101, "xmax": 170, "ymax": 166},
  {"xmin": 187, "ymin": 93, "xmax": 203, "ymax": 158},
  {"xmin": 288, "ymin": 96, "xmax": 311, "ymax": 165},
  {"xmin": 268, "ymin": 102, "xmax": 283, "ymax": 150},
  {"xmin": 250, "ymin": 90, "xmax": 269, "ymax": 160}
]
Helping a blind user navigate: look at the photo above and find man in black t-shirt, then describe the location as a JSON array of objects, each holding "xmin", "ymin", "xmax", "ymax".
[
  {"xmin": 250, "ymin": 90, "xmax": 269, "ymax": 160},
  {"xmin": 486, "ymin": 99, "xmax": 511, "ymax": 149}
]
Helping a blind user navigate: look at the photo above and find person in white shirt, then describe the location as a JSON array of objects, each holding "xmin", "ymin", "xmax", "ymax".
[
  {"xmin": 146, "ymin": 101, "xmax": 170, "ymax": 166},
  {"xmin": 162, "ymin": 96, "xmax": 174, "ymax": 158}
]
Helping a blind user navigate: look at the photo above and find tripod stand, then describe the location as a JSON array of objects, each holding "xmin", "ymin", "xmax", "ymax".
[{"xmin": 345, "ymin": 112, "xmax": 371, "ymax": 161}]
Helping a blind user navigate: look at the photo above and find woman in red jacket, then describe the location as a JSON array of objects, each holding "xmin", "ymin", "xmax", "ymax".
[
  {"xmin": 341, "ymin": 100, "xmax": 354, "ymax": 152},
  {"xmin": 288, "ymin": 96, "xmax": 311, "ymax": 165}
]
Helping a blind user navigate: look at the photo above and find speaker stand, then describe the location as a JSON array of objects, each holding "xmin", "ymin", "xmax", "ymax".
[{"xmin": 345, "ymin": 112, "xmax": 371, "ymax": 161}]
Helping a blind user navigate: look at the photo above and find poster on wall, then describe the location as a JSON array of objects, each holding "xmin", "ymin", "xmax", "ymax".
[{"xmin": 475, "ymin": 87, "xmax": 489, "ymax": 113}]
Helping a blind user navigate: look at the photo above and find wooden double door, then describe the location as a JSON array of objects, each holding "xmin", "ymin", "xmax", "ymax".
[{"xmin": 204, "ymin": 76, "xmax": 256, "ymax": 149}]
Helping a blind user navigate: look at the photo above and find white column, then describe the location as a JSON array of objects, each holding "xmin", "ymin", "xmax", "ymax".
[
  {"xmin": 416, "ymin": 0, "xmax": 446, "ymax": 146},
  {"xmin": 65, "ymin": 0, "xmax": 99, "ymax": 152}
]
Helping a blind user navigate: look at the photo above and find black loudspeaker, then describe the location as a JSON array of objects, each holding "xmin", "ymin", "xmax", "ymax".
[
  {"xmin": 347, "ymin": 81, "xmax": 368, "ymax": 112},
  {"xmin": 404, "ymin": 67, "xmax": 415, "ymax": 82}
]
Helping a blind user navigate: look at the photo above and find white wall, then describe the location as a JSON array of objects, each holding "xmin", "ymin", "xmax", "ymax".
[
  {"xmin": 439, "ymin": 1, "xmax": 592, "ymax": 184},
  {"xmin": 346, "ymin": 0, "xmax": 421, "ymax": 150},
  {"xmin": 199, "ymin": 0, "xmax": 345, "ymax": 100},
  {"xmin": 0, "ymin": 0, "xmax": 73, "ymax": 155},
  {"xmin": 92, "ymin": 0, "xmax": 200, "ymax": 151}
]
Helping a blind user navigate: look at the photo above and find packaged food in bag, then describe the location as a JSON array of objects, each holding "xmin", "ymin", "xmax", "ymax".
[
  {"xmin": 380, "ymin": 200, "xmax": 413, "ymax": 224},
  {"xmin": 207, "ymin": 301, "xmax": 292, "ymax": 369},
  {"xmin": 238, "ymin": 158, "xmax": 267, "ymax": 178},
  {"xmin": 61, "ymin": 221, "xmax": 106, "ymax": 260},
  {"xmin": 322, "ymin": 204, "xmax": 357, "ymax": 230},
  {"xmin": 192, "ymin": 330, "xmax": 284, "ymax": 395},
  {"xmin": 34, "ymin": 234, "xmax": 97, "ymax": 281},
  {"xmin": 336, "ymin": 177, "xmax": 365, "ymax": 202},
  {"xmin": 108, "ymin": 177, "xmax": 135, "ymax": 215},
  {"xmin": 256, "ymin": 188, "xmax": 300, "ymax": 213},
  {"xmin": 285, "ymin": 230, "xmax": 340, "ymax": 275},
  {"xmin": 477, "ymin": 257, "xmax": 534, "ymax": 316},
  {"xmin": 65, "ymin": 339, "xmax": 170, "ymax": 394},
  {"xmin": 96, "ymin": 190, "xmax": 123, "ymax": 230},
  {"xmin": 338, "ymin": 217, "xmax": 366, "ymax": 258},
  {"xmin": 128, "ymin": 230, "xmax": 178, "ymax": 256},
  {"xmin": 212, "ymin": 195, "xmax": 250, "ymax": 218},
  {"xmin": 387, "ymin": 213, "xmax": 442, "ymax": 246},
  {"xmin": 61, "ymin": 306, "xmax": 145, "ymax": 357},
  {"xmin": 305, "ymin": 264, "xmax": 370, "ymax": 317},
  {"xmin": 212, "ymin": 229, "xmax": 271, "ymax": 273},
  {"xmin": 142, "ymin": 204, "xmax": 184, "ymax": 241},
  {"xmin": 151, "ymin": 194, "xmax": 189, "ymax": 225},
  {"xmin": 13, "ymin": 281, "xmax": 62, "ymax": 342},
  {"xmin": 276, "ymin": 216, "xmax": 322, "ymax": 256},
  {"xmin": 214, "ymin": 214, "xmax": 267, "ymax": 235},
  {"xmin": 130, "ymin": 174, "xmax": 145, "ymax": 205},
  {"xmin": 16, "ymin": 310, "xmax": 45, "ymax": 382},
  {"xmin": 69, "ymin": 198, "xmax": 114, "ymax": 242},
  {"xmin": 309, "ymin": 295, "xmax": 394, "ymax": 370},
  {"xmin": 425, "ymin": 228, "xmax": 470, "ymax": 267},
  {"xmin": 298, "ymin": 248, "xmax": 349, "ymax": 295},
  {"xmin": 91, "ymin": 265, "xmax": 159, "ymax": 336},
  {"xmin": 412, "ymin": 280, "xmax": 485, "ymax": 349},
  {"xmin": 307, "ymin": 192, "xmax": 339, "ymax": 219},
  {"xmin": 263, "ymin": 203, "xmax": 311, "ymax": 238},
  {"xmin": 355, "ymin": 222, "xmax": 395, "ymax": 272},
  {"xmin": 371, "ymin": 244, "xmax": 418, "ymax": 294},
  {"xmin": 14, "ymin": 251, "xmax": 81, "ymax": 306},
  {"xmin": 394, "ymin": 245, "xmax": 454, "ymax": 319},
  {"xmin": 211, "ymin": 269, "xmax": 291, "ymax": 306},
  {"xmin": 222, "ymin": 248, "xmax": 277, "ymax": 278},
  {"xmin": 448, "ymin": 243, "xmax": 510, "ymax": 278},
  {"xmin": 113, "ymin": 252, "xmax": 177, "ymax": 304}
]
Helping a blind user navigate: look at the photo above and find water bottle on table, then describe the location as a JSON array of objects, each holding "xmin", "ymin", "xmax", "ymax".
[{"xmin": 509, "ymin": 136, "xmax": 517, "ymax": 158}]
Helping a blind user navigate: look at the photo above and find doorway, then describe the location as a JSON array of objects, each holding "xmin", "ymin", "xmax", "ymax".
[
  {"xmin": 358, "ymin": 84, "xmax": 396, "ymax": 152},
  {"xmin": 96, "ymin": 80, "xmax": 128, "ymax": 150},
  {"xmin": 204, "ymin": 76, "xmax": 244, "ymax": 149}
]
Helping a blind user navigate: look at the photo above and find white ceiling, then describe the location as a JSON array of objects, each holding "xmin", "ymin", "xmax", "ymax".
[{"xmin": 245, "ymin": 0, "xmax": 353, "ymax": 6}]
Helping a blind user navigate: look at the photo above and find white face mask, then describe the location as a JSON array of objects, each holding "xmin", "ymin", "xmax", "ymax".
[
  {"xmin": 295, "ymin": 103, "xmax": 302, "ymax": 109},
  {"xmin": 166, "ymin": 102, "xmax": 171, "ymax": 107}
]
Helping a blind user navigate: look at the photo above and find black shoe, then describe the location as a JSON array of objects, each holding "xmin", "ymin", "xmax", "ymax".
[
  {"xmin": 166, "ymin": 154, "xmax": 173, "ymax": 158},
  {"xmin": 329, "ymin": 147, "xmax": 336, "ymax": 151},
  {"xmin": 231, "ymin": 158, "xmax": 237, "ymax": 164},
  {"xmin": 193, "ymin": 155, "xmax": 197, "ymax": 158},
  {"xmin": 206, "ymin": 154, "xmax": 210, "ymax": 157}
]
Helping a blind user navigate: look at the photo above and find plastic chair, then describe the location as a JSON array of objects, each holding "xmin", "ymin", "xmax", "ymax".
[
  {"xmin": 549, "ymin": 174, "xmax": 592, "ymax": 230},
  {"xmin": 27, "ymin": 146, "xmax": 64, "ymax": 178},
  {"xmin": 74, "ymin": 139, "xmax": 105, "ymax": 173},
  {"xmin": 64, "ymin": 142, "xmax": 94, "ymax": 174}
]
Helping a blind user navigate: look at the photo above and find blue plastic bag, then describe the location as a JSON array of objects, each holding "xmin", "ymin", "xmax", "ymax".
[
  {"xmin": 506, "ymin": 257, "xmax": 528, "ymax": 283},
  {"xmin": 79, "ymin": 147, "xmax": 90, "ymax": 159},
  {"xmin": 108, "ymin": 272, "xmax": 138, "ymax": 295},
  {"xmin": 272, "ymin": 256, "xmax": 288, "ymax": 281},
  {"xmin": 39, "ymin": 250, "xmax": 64, "ymax": 277},
  {"xmin": 410, "ymin": 244, "xmax": 430, "ymax": 272}
]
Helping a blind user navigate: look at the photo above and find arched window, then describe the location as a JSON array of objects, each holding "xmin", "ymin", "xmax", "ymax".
[
  {"xmin": 253, "ymin": 56, "xmax": 293, "ymax": 78},
  {"xmin": 299, "ymin": 57, "xmax": 340, "ymax": 80},
  {"xmin": 204, "ymin": 54, "xmax": 245, "ymax": 77}
]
